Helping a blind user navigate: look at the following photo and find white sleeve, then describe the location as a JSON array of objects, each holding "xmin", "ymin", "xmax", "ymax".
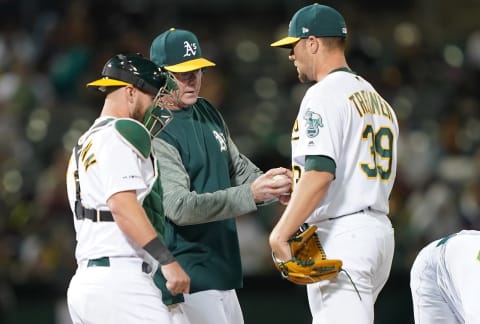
[
  {"xmin": 295, "ymin": 90, "xmax": 343, "ymax": 162},
  {"xmin": 96, "ymin": 133, "xmax": 147, "ymax": 201}
]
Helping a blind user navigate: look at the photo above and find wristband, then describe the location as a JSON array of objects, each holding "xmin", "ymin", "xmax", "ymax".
[{"xmin": 143, "ymin": 237, "xmax": 175, "ymax": 265}]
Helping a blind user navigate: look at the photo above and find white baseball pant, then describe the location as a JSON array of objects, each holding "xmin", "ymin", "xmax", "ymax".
[
  {"xmin": 307, "ymin": 210, "xmax": 394, "ymax": 324},
  {"xmin": 410, "ymin": 231, "xmax": 480, "ymax": 324},
  {"xmin": 67, "ymin": 257, "xmax": 175, "ymax": 323},
  {"xmin": 170, "ymin": 289, "xmax": 244, "ymax": 324}
]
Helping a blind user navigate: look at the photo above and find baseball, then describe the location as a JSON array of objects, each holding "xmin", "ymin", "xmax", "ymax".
[{"xmin": 273, "ymin": 174, "xmax": 288, "ymax": 182}]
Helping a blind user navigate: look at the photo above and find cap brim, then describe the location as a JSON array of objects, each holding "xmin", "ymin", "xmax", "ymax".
[
  {"xmin": 164, "ymin": 58, "xmax": 216, "ymax": 73},
  {"xmin": 86, "ymin": 78, "xmax": 131, "ymax": 88},
  {"xmin": 270, "ymin": 36, "xmax": 301, "ymax": 48}
]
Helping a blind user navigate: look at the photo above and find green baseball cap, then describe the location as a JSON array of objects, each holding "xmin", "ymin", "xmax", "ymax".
[
  {"xmin": 150, "ymin": 28, "xmax": 216, "ymax": 73},
  {"xmin": 271, "ymin": 4, "xmax": 347, "ymax": 48}
]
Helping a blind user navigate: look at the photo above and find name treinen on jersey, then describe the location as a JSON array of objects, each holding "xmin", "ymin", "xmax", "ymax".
[{"xmin": 349, "ymin": 90, "xmax": 394, "ymax": 122}]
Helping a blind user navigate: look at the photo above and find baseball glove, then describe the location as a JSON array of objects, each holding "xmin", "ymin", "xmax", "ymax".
[{"xmin": 272, "ymin": 224, "xmax": 342, "ymax": 285}]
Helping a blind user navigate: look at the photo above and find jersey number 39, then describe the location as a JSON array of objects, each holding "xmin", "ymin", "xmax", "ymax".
[{"xmin": 360, "ymin": 124, "xmax": 394, "ymax": 181}]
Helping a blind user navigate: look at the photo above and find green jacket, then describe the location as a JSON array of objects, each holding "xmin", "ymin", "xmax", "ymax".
[{"xmin": 152, "ymin": 98, "xmax": 263, "ymax": 304}]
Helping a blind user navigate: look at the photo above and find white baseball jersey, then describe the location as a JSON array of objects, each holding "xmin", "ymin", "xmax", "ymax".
[
  {"xmin": 410, "ymin": 230, "xmax": 480, "ymax": 324},
  {"xmin": 66, "ymin": 116, "xmax": 158, "ymax": 262},
  {"xmin": 291, "ymin": 70, "xmax": 399, "ymax": 223}
]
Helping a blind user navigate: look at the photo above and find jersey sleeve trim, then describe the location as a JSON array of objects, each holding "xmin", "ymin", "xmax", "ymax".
[{"xmin": 305, "ymin": 155, "xmax": 336, "ymax": 175}]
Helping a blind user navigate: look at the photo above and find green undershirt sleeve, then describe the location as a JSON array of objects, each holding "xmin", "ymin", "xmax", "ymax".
[{"xmin": 304, "ymin": 155, "xmax": 336, "ymax": 176}]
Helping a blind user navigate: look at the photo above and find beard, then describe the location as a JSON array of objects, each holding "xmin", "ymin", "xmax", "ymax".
[
  {"xmin": 131, "ymin": 101, "xmax": 145, "ymax": 122},
  {"xmin": 295, "ymin": 64, "xmax": 312, "ymax": 83},
  {"xmin": 297, "ymin": 70, "xmax": 310, "ymax": 83}
]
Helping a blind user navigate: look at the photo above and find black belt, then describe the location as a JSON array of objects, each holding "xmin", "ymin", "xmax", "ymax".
[
  {"xmin": 75, "ymin": 201, "xmax": 114, "ymax": 222},
  {"xmin": 87, "ymin": 257, "xmax": 153, "ymax": 273},
  {"xmin": 329, "ymin": 207, "xmax": 374, "ymax": 220}
]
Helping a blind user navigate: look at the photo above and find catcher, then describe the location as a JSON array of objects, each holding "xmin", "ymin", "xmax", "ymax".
[{"xmin": 66, "ymin": 53, "xmax": 190, "ymax": 324}]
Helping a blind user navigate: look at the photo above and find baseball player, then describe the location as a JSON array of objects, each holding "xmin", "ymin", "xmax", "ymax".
[
  {"xmin": 148, "ymin": 28, "xmax": 293, "ymax": 324},
  {"xmin": 269, "ymin": 4, "xmax": 398, "ymax": 324},
  {"xmin": 65, "ymin": 53, "xmax": 190, "ymax": 324},
  {"xmin": 410, "ymin": 230, "xmax": 480, "ymax": 323}
]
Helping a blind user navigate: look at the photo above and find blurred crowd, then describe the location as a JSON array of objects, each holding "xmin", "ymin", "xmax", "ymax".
[{"xmin": 0, "ymin": 0, "xmax": 479, "ymax": 321}]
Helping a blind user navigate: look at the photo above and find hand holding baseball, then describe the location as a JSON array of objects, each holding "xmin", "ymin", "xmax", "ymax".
[
  {"xmin": 251, "ymin": 168, "xmax": 292, "ymax": 203},
  {"xmin": 272, "ymin": 174, "xmax": 289, "ymax": 182}
]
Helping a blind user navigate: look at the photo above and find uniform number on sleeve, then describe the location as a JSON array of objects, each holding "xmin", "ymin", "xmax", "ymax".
[{"xmin": 360, "ymin": 125, "xmax": 393, "ymax": 180}]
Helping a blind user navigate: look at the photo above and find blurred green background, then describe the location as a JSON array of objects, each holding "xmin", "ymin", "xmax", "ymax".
[{"xmin": 1, "ymin": 0, "xmax": 479, "ymax": 323}]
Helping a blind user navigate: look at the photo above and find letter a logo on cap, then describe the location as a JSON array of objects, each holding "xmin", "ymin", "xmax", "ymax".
[{"xmin": 183, "ymin": 41, "xmax": 197, "ymax": 57}]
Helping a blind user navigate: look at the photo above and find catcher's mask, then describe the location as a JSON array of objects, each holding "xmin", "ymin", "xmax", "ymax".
[
  {"xmin": 143, "ymin": 104, "xmax": 172, "ymax": 138},
  {"xmin": 87, "ymin": 53, "xmax": 178, "ymax": 137},
  {"xmin": 143, "ymin": 72, "xmax": 177, "ymax": 137}
]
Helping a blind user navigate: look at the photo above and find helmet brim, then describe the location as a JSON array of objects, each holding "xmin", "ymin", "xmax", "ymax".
[{"xmin": 86, "ymin": 77, "xmax": 131, "ymax": 88}]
